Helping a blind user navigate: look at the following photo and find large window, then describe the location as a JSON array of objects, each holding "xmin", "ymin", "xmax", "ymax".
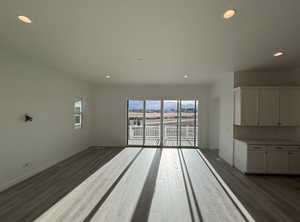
[
  {"xmin": 145, "ymin": 100, "xmax": 161, "ymax": 145},
  {"xmin": 74, "ymin": 98, "xmax": 83, "ymax": 129},
  {"xmin": 127, "ymin": 100, "xmax": 144, "ymax": 145},
  {"xmin": 163, "ymin": 100, "xmax": 178, "ymax": 146},
  {"xmin": 127, "ymin": 99, "xmax": 198, "ymax": 147},
  {"xmin": 180, "ymin": 100, "xmax": 197, "ymax": 146}
]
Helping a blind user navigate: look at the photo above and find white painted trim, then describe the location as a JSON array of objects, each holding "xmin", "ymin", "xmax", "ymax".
[
  {"xmin": 0, "ymin": 148, "xmax": 91, "ymax": 192},
  {"xmin": 0, "ymin": 159, "xmax": 59, "ymax": 192},
  {"xmin": 197, "ymin": 149, "xmax": 256, "ymax": 222}
]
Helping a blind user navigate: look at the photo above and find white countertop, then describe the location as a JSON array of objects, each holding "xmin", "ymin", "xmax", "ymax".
[{"xmin": 235, "ymin": 138, "xmax": 300, "ymax": 145}]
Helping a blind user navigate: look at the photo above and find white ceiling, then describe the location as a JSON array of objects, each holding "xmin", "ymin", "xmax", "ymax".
[{"xmin": 1, "ymin": 0, "xmax": 300, "ymax": 84}]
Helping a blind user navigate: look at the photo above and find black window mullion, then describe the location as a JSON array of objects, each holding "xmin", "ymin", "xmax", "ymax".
[
  {"xmin": 194, "ymin": 100, "xmax": 197, "ymax": 147},
  {"xmin": 143, "ymin": 100, "xmax": 146, "ymax": 146}
]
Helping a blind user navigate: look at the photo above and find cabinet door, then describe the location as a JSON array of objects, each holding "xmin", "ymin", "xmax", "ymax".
[
  {"xmin": 266, "ymin": 146, "xmax": 289, "ymax": 174},
  {"xmin": 247, "ymin": 149, "xmax": 266, "ymax": 173},
  {"xmin": 234, "ymin": 90, "xmax": 241, "ymax": 125},
  {"xmin": 279, "ymin": 88, "xmax": 300, "ymax": 126},
  {"xmin": 259, "ymin": 88, "xmax": 279, "ymax": 126},
  {"xmin": 241, "ymin": 88, "xmax": 259, "ymax": 126},
  {"xmin": 288, "ymin": 151, "xmax": 300, "ymax": 174}
]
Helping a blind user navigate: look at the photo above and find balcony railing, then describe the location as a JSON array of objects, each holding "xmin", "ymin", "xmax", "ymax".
[{"xmin": 129, "ymin": 125, "xmax": 195, "ymax": 139}]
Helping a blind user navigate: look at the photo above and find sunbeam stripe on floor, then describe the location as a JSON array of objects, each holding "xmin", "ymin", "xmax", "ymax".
[
  {"xmin": 33, "ymin": 148, "xmax": 255, "ymax": 222},
  {"xmin": 89, "ymin": 148, "xmax": 156, "ymax": 222},
  {"xmin": 34, "ymin": 148, "xmax": 142, "ymax": 222},
  {"xmin": 130, "ymin": 148, "xmax": 162, "ymax": 222},
  {"xmin": 181, "ymin": 149, "xmax": 247, "ymax": 222},
  {"xmin": 178, "ymin": 148, "xmax": 203, "ymax": 222},
  {"xmin": 148, "ymin": 149, "xmax": 193, "ymax": 222}
]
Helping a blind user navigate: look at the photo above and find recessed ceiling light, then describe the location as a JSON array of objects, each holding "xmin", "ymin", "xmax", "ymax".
[
  {"xmin": 105, "ymin": 74, "xmax": 111, "ymax": 79},
  {"xmin": 223, "ymin": 9, "xmax": 236, "ymax": 19},
  {"xmin": 273, "ymin": 51, "xmax": 284, "ymax": 57},
  {"xmin": 18, "ymin": 16, "xmax": 32, "ymax": 24},
  {"xmin": 184, "ymin": 74, "xmax": 189, "ymax": 79}
]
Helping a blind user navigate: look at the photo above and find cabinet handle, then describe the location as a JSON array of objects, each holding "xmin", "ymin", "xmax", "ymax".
[
  {"xmin": 288, "ymin": 152, "xmax": 294, "ymax": 155},
  {"xmin": 253, "ymin": 146, "xmax": 262, "ymax": 149},
  {"xmin": 275, "ymin": 147, "xmax": 283, "ymax": 150}
]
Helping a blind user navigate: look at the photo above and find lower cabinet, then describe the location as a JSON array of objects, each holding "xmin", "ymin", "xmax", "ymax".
[
  {"xmin": 266, "ymin": 146, "xmax": 289, "ymax": 174},
  {"xmin": 234, "ymin": 140, "xmax": 300, "ymax": 175},
  {"xmin": 247, "ymin": 146, "xmax": 266, "ymax": 173},
  {"xmin": 288, "ymin": 150, "xmax": 300, "ymax": 174}
]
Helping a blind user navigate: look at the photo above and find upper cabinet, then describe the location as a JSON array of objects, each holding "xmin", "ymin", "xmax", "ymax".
[
  {"xmin": 234, "ymin": 88, "xmax": 259, "ymax": 125},
  {"xmin": 234, "ymin": 87, "xmax": 300, "ymax": 126},
  {"xmin": 259, "ymin": 88, "xmax": 279, "ymax": 126},
  {"xmin": 279, "ymin": 88, "xmax": 300, "ymax": 126}
]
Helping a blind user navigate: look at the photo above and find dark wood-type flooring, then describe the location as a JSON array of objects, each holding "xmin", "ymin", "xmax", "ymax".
[
  {"xmin": 201, "ymin": 149, "xmax": 300, "ymax": 222},
  {"xmin": 0, "ymin": 148, "xmax": 123, "ymax": 222},
  {"xmin": 0, "ymin": 147, "xmax": 300, "ymax": 222}
]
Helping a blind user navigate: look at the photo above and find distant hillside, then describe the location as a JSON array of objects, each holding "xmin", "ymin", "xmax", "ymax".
[{"xmin": 128, "ymin": 100, "xmax": 197, "ymax": 112}]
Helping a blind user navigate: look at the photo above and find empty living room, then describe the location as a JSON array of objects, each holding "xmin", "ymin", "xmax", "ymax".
[{"xmin": 1, "ymin": 0, "xmax": 300, "ymax": 221}]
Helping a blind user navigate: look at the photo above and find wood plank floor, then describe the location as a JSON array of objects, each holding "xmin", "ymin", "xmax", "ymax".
[
  {"xmin": 4, "ymin": 147, "xmax": 298, "ymax": 222},
  {"xmin": 0, "ymin": 148, "xmax": 123, "ymax": 222},
  {"xmin": 0, "ymin": 147, "xmax": 251, "ymax": 222},
  {"xmin": 201, "ymin": 149, "xmax": 300, "ymax": 222}
]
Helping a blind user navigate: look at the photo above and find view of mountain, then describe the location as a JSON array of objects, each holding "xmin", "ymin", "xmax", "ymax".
[{"xmin": 128, "ymin": 100, "xmax": 198, "ymax": 112}]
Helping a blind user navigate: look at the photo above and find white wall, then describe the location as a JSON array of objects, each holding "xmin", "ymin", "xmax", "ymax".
[
  {"xmin": 208, "ymin": 97, "xmax": 220, "ymax": 149},
  {"xmin": 0, "ymin": 52, "xmax": 94, "ymax": 191},
  {"xmin": 93, "ymin": 84, "xmax": 209, "ymax": 148},
  {"xmin": 208, "ymin": 73, "xmax": 234, "ymax": 165}
]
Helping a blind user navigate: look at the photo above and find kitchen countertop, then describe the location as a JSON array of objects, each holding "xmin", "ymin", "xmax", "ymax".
[{"xmin": 235, "ymin": 138, "xmax": 300, "ymax": 145}]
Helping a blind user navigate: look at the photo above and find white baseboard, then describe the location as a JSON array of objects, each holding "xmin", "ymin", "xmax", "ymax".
[
  {"xmin": 0, "ymin": 147, "xmax": 90, "ymax": 192},
  {"xmin": 0, "ymin": 159, "xmax": 59, "ymax": 192}
]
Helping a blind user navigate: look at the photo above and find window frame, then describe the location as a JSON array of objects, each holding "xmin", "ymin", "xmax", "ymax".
[
  {"xmin": 74, "ymin": 97, "xmax": 83, "ymax": 129},
  {"xmin": 127, "ymin": 99, "xmax": 199, "ymax": 148}
]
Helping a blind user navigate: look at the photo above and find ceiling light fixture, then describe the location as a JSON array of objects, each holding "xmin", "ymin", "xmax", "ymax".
[
  {"xmin": 18, "ymin": 15, "xmax": 32, "ymax": 24},
  {"xmin": 273, "ymin": 51, "xmax": 284, "ymax": 57},
  {"xmin": 184, "ymin": 74, "xmax": 189, "ymax": 79},
  {"xmin": 223, "ymin": 9, "xmax": 236, "ymax": 19},
  {"xmin": 105, "ymin": 74, "xmax": 111, "ymax": 79}
]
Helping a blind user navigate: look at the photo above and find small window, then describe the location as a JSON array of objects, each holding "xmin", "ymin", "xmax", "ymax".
[{"xmin": 74, "ymin": 98, "xmax": 83, "ymax": 129}]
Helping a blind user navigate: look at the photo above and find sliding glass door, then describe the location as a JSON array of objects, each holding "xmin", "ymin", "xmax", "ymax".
[
  {"xmin": 145, "ymin": 100, "xmax": 161, "ymax": 146},
  {"xmin": 127, "ymin": 99, "xmax": 198, "ymax": 147},
  {"xmin": 180, "ymin": 100, "xmax": 197, "ymax": 147},
  {"xmin": 128, "ymin": 100, "xmax": 144, "ymax": 145},
  {"xmin": 163, "ymin": 100, "xmax": 179, "ymax": 146}
]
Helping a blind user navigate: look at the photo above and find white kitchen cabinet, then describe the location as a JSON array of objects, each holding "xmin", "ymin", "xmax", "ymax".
[
  {"xmin": 234, "ymin": 88, "xmax": 259, "ymax": 126},
  {"xmin": 247, "ymin": 146, "xmax": 266, "ymax": 173},
  {"xmin": 234, "ymin": 140, "xmax": 266, "ymax": 174},
  {"xmin": 288, "ymin": 148, "xmax": 300, "ymax": 174},
  {"xmin": 234, "ymin": 87, "xmax": 300, "ymax": 126},
  {"xmin": 279, "ymin": 88, "xmax": 300, "ymax": 126},
  {"xmin": 234, "ymin": 139, "xmax": 300, "ymax": 175},
  {"xmin": 266, "ymin": 146, "xmax": 289, "ymax": 174},
  {"xmin": 234, "ymin": 89, "xmax": 241, "ymax": 125},
  {"xmin": 259, "ymin": 88, "xmax": 279, "ymax": 126}
]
